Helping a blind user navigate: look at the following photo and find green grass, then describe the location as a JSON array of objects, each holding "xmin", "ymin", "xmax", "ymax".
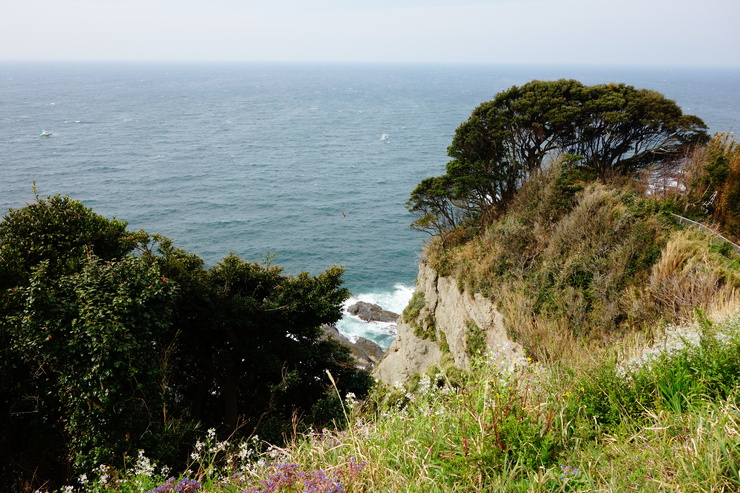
[{"xmin": 49, "ymin": 311, "xmax": 740, "ymax": 492}]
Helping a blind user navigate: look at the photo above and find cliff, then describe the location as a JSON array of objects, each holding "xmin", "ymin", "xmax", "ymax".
[{"xmin": 373, "ymin": 260, "xmax": 522, "ymax": 384}]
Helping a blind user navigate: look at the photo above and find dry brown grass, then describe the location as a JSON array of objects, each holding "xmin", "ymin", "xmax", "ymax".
[
  {"xmin": 645, "ymin": 229, "xmax": 740, "ymax": 322},
  {"xmin": 426, "ymin": 170, "xmax": 740, "ymax": 367}
]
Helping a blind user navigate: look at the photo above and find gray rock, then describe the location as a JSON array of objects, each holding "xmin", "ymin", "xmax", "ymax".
[
  {"xmin": 354, "ymin": 336, "xmax": 385, "ymax": 366},
  {"xmin": 321, "ymin": 325, "xmax": 385, "ymax": 371},
  {"xmin": 373, "ymin": 261, "xmax": 522, "ymax": 385},
  {"xmin": 347, "ymin": 301, "xmax": 399, "ymax": 323}
]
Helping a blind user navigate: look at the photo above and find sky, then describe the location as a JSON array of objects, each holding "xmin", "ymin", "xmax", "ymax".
[{"xmin": 2, "ymin": 0, "xmax": 739, "ymax": 67}]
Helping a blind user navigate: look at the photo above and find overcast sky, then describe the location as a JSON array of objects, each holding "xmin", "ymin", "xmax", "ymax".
[{"xmin": 2, "ymin": 0, "xmax": 739, "ymax": 67}]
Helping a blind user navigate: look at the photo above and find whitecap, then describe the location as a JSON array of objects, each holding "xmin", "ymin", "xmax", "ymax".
[{"xmin": 336, "ymin": 283, "xmax": 414, "ymax": 349}]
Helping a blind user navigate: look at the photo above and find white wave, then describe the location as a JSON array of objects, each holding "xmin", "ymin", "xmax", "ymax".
[
  {"xmin": 336, "ymin": 283, "xmax": 414, "ymax": 350},
  {"xmin": 344, "ymin": 283, "xmax": 414, "ymax": 314}
]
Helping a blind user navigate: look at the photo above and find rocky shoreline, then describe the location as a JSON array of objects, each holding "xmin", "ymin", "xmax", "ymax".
[{"xmin": 322, "ymin": 300, "xmax": 399, "ymax": 370}]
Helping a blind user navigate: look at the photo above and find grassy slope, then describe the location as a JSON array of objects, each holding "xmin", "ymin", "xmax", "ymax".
[
  {"xmin": 75, "ymin": 313, "xmax": 740, "ymax": 492},
  {"xmin": 57, "ymin": 156, "xmax": 740, "ymax": 492},
  {"xmin": 424, "ymin": 161, "xmax": 740, "ymax": 364}
]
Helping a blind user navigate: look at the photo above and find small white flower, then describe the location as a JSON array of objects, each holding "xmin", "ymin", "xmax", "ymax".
[
  {"xmin": 133, "ymin": 450, "xmax": 155, "ymax": 477},
  {"xmin": 238, "ymin": 441, "xmax": 252, "ymax": 460},
  {"xmin": 95, "ymin": 464, "xmax": 110, "ymax": 484},
  {"xmin": 345, "ymin": 392, "xmax": 358, "ymax": 409}
]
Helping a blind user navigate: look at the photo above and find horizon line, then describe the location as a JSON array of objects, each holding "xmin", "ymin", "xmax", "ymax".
[{"xmin": 2, "ymin": 59, "xmax": 740, "ymax": 70}]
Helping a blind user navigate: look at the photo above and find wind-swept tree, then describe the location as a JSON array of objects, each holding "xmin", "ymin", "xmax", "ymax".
[
  {"xmin": 407, "ymin": 175, "xmax": 462, "ymax": 235},
  {"xmin": 440, "ymin": 80, "xmax": 588, "ymax": 220},
  {"xmin": 570, "ymin": 83, "xmax": 709, "ymax": 177},
  {"xmin": 408, "ymin": 79, "xmax": 708, "ymax": 233}
]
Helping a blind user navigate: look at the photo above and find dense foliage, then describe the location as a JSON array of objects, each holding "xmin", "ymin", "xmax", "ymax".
[
  {"xmin": 0, "ymin": 195, "xmax": 371, "ymax": 490},
  {"xmin": 408, "ymin": 79, "xmax": 708, "ymax": 234}
]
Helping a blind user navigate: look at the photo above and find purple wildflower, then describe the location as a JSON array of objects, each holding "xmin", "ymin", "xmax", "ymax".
[
  {"xmin": 560, "ymin": 464, "xmax": 580, "ymax": 480},
  {"xmin": 303, "ymin": 469, "xmax": 344, "ymax": 493},
  {"xmin": 146, "ymin": 477, "xmax": 201, "ymax": 493},
  {"xmin": 244, "ymin": 459, "xmax": 366, "ymax": 493}
]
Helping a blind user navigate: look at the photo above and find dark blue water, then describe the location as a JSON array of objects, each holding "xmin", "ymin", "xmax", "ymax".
[{"xmin": 2, "ymin": 62, "xmax": 738, "ymax": 346}]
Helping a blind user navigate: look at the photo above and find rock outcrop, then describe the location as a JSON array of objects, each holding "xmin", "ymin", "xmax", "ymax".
[
  {"xmin": 347, "ymin": 301, "xmax": 399, "ymax": 323},
  {"xmin": 322, "ymin": 325, "xmax": 385, "ymax": 370},
  {"xmin": 373, "ymin": 261, "xmax": 522, "ymax": 384}
]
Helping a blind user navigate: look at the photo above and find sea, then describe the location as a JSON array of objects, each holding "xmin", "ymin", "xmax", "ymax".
[{"xmin": 2, "ymin": 62, "xmax": 739, "ymax": 348}]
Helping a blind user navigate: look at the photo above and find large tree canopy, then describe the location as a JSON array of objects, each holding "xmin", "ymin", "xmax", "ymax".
[
  {"xmin": 408, "ymin": 79, "xmax": 708, "ymax": 234},
  {"xmin": 570, "ymin": 82, "xmax": 709, "ymax": 177},
  {"xmin": 0, "ymin": 195, "xmax": 370, "ymax": 489}
]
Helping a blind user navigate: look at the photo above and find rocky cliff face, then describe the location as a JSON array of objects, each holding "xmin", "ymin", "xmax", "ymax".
[{"xmin": 373, "ymin": 261, "xmax": 522, "ymax": 384}]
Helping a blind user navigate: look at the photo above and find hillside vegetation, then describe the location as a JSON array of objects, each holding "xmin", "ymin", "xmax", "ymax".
[
  {"xmin": 40, "ymin": 311, "xmax": 740, "ymax": 492},
  {"xmin": 423, "ymin": 158, "xmax": 740, "ymax": 364},
  {"xmin": 5, "ymin": 80, "xmax": 740, "ymax": 492},
  {"xmin": 408, "ymin": 79, "xmax": 739, "ymax": 366}
]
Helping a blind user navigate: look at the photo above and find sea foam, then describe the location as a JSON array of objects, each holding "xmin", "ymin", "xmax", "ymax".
[{"xmin": 336, "ymin": 283, "xmax": 415, "ymax": 349}]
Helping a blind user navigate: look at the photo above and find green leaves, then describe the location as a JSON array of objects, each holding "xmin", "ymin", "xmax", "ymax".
[
  {"xmin": 9, "ymin": 254, "xmax": 178, "ymax": 471},
  {"xmin": 0, "ymin": 194, "xmax": 135, "ymax": 288},
  {"xmin": 407, "ymin": 175, "xmax": 461, "ymax": 235},
  {"xmin": 408, "ymin": 79, "xmax": 708, "ymax": 235},
  {"xmin": 1, "ymin": 195, "xmax": 370, "ymax": 487}
]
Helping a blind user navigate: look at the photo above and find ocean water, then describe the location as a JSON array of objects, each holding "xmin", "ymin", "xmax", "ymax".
[{"xmin": 2, "ymin": 62, "xmax": 739, "ymax": 348}]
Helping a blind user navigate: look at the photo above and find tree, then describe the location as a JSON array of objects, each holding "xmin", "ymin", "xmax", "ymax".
[
  {"xmin": 7, "ymin": 256, "xmax": 177, "ymax": 472},
  {"xmin": 145, "ymin": 245, "xmax": 367, "ymax": 440},
  {"xmin": 441, "ymin": 80, "xmax": 592, "ymax": 218},
  {"xmin": 408, "ymin": 80, "xmax": 708, "ymax": 233},
  {"xmin": 0, "ymin": 195, "xmax": 153, "ymax": 485},
  {"xmin": 407, "ymin": 175, "xmax": 461, "ymax": 235},
  {"xmin": 0, "ymin": 193, "xmax": 136, "ymax": 289},
  {"xmin": 0, "ymin": 195, "xmax": 370, "ymax": 489},
  {"xmin": 569, "ymin": 83, "xmax": 708, "ymax": 177}
]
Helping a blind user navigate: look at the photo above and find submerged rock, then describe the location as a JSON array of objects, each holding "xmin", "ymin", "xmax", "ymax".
[{"xmin": 347, "ymin": 301, "xmax": 399, "ymax": 323}]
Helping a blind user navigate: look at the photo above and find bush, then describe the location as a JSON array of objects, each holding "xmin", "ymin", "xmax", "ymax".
[{"xmin": 0, "ymin": 196, "xmax": 371, "ymax": 489}]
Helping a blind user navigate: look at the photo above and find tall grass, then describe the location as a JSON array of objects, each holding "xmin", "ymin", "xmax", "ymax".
[
  {"xmin": 647, "ymin": 228, "xmax": 740, "ymax": 321},
  {"xmin": 55, "ymin": 311, "xmax": 740, "ymax": 492},
  {"xmin": 424, "ymin": 160, "xmax": 740, "ymax": 365}
]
